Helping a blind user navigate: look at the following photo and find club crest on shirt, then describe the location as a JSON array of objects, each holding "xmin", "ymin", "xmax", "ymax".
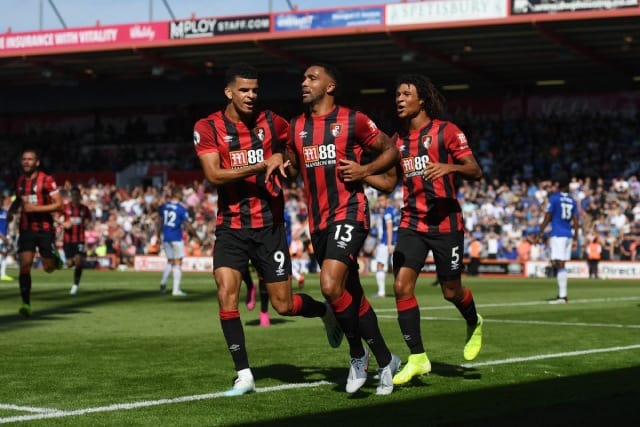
[
  {"xmin": 330, "ymin": 123, "xmax": 342, "ymax": 137},
  {"xmin": 422, "ymin": 135, "xmax": 432, "ymax": 149},
  {"xmin": 254, "ymin": 127, "xmax": 265, "ymax": 141}
]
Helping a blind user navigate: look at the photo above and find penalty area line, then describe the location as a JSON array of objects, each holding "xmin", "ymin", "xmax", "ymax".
[{"xmin": 0, "ymin": 380, "xmax": 331, "ymax": 424}]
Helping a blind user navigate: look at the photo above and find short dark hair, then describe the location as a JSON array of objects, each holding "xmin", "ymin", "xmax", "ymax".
[
  {"xmin": 308, "ymin": 62, "xmax": 341, "ymax": 95},
  {"xmin": 70, "ymin": 187, "xmax": 81, "ymax": 195},
  {"xmin": 395, "ymin": 74, "xmax": 446, "ymax": 119},
  {"xmin": 171, "ymin": 186, "xmax": 183, "ymax": 198},
  {"xmin": 225, "ymin": 63, "xmax": 258, "ymax": 85},
  {"xmin": 554, "ymin": 172, "xmax": 570, "ymax": 189},
  {"xmin": 22, "ymin": 148, "xmax": 40, "ymax": 160}
]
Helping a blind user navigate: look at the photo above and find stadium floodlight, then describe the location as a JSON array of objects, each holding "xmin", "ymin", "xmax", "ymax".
[{"xmin": 47, "ymin": 0, "xmax": 67, "ymax": 29}]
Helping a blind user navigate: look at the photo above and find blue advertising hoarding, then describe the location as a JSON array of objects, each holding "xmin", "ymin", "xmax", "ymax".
[{"xmin": 275, "ymin": 7, "xmax": 384, "ymax": 31}]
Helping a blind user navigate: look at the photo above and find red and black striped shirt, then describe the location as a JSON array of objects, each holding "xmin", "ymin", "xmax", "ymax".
[
  {"xmin": 61, "ymin": 202, "xmax": 92, "ymax": 244},
  {"xmin": 15, "ymin": 171, "xmax": 60, "ymax": 232},
  {"xmin": 287, "ymin": 106, "xmax": 379, "ymax": 233},
  {"xmin": 193, "ymin": 110, "xmax": 287, "ymax": 229},
  {"xmin": 394, "ymin": 119, "xmax": 472, "ymax": 234}
]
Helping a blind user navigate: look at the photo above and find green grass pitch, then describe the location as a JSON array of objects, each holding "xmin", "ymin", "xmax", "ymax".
[{"xmin": 1, "ymin": 268, "xmax": 638, "ymax": 426}]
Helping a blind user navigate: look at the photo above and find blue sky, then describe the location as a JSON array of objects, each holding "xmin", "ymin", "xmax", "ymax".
[{"xmin": 1, "ymin": 0, "xmax": 394, "ymax": 33}]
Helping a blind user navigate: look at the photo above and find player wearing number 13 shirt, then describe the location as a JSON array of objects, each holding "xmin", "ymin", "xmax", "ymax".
[
  {"xmin": 286, "ymin": 63, "xmax": 402, "ymax": 395},
  {"xmin": 193, "ymin": 63, "xmax": 341, "ymax": 397},
  {"xmin": 366, "ymin": 74, "xmax": 484, "ymax": 386}
]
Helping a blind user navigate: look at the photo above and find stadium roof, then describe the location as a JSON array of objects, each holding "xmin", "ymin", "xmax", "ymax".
[{"xmin": 1, "ymin": 5, "xmax": 639, "ymax": 98}]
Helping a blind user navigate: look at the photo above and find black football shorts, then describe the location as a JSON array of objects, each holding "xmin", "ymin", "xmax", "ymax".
[
  {"xmin": 311, "ymin": 220, "xmax": 367, "ymax": 267},
  {"xmin": 393, "ymin": 228, "xmax": 464, "ymax": 277},
  {"xmin": 214, "ymin": 225, "xmax": 291, "ymax": 283},
  {"xmin": 18, "ymin": 230, "xmax": 56, "ymax": 258}
]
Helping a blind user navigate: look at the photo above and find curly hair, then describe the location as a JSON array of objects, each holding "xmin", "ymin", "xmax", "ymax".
[{"xmin": 395, "ymin": 74, "xmax": 446, "ymax": 119}]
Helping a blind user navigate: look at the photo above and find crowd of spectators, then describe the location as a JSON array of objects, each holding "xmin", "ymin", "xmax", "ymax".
[{"xmin": 1, "ymin": 109, "xmax": 639, "ymax": 269}]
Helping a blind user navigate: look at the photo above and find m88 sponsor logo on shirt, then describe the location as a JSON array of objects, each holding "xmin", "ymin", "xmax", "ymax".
[
  {"xmin": 401, "ymin": 155, "xmax": 430, "ymax": 178},
  {"xmin": 229, "ymin": 149, "xmax": 264, "ymax": 168},
  {"xmin": 302, "ymin": 144, "xmax": 337, "ymax": 168}
]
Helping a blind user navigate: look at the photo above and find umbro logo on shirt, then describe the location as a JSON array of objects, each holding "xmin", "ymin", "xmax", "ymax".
[{"xmin": 298, "ymin": 131, "xmax": 308, "ymax": 139}]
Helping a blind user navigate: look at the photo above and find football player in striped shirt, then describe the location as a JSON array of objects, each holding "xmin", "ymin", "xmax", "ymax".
[
  {"xmin": 194, "ymin": 63, "xmax": 342, "ymax": 397},
  {"xmin": 366, "ymin": 74, "xmax": 484, "ymax": 385},
  {"xmin": 8, "ymin": 149, "xmax": 63, "ymax": 317},
  {"xmin": 286, "ymin": 63, "xmax": 402, "ymax": 395}
]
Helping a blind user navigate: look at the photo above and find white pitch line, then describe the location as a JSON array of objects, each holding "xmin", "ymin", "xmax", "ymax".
[
  {"xmin": 3, "ymin": 340, "xmax": 640, "ymax": 424},
  {"xmin": 376, "ymin": 315, "xmax": 640, "ymax": 329},
  {"xmin": 0, "ymin": 381, "xmax": 331, "ymax": 424},
  {"xmin": 374, "ymin": 296, "xmax": 640, "ymax": 313},
  {"xmin": 462, "ymin": 344, "xmax": 640, "ymax": 368},
  {"xmin": 0, "ymin": 404, "xmax": 61, "ymax": 413},
  {"xmin": 377, "ymin": 296, "xmax": 640, "ymax": 312}
]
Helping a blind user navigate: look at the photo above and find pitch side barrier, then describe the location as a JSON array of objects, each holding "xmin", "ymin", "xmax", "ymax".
[
  {"xmin": 418, "ymin": 259, "xmax": 639, "ymax": 279},
  {"xmin": 525, "ymin": 260, "xmax": 640, "ymax": 280},
  {"xmin": 25, "ymin": 254, "xmax": 118, "ymax": 270},
  {"xmin": 420, "ymin": 259, "xmax": 525, "ymax": 277},
  {"xmin": 134, "ymin": 256, "xmax": 640, "ymax": 279}
]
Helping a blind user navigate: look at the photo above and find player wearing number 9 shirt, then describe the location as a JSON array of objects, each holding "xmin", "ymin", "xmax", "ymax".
[{"xmin": 193, "ymin": 63, "xmax": 342, "ymax": 397}]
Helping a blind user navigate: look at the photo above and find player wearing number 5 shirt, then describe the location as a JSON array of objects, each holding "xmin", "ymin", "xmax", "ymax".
[
  {"xmin": 193, "ymin": 63, "xmax": 341, "ymax": 397},
  {"xmin": 8, "ymin": 149, "xmax": 63, "ymax": 317},
  {"xmin": 366, "ymin": 74, "xmax": 484, "ymax": 386},
  {"xmin": 286, "ymin": 63, "xmax": 401, "ymax": 395}
]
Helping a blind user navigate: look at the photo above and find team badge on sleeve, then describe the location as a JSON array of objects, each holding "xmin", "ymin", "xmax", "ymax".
[
  {"xmin": 193, "ymin": 130, "xmax": 200, "ymax": 145},
  {"xmin": 330, "ymin": 123, "xmax": 342, "ymax": 137}
]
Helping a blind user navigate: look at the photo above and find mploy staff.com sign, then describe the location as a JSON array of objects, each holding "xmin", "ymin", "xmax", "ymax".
[{"xmin": 169, "ymin": 15, "xmax": 270, "ymax": 39}]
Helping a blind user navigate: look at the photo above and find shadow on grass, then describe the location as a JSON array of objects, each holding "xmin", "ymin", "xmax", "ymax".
[
  {"xmin": 253, "ymin": 363, "xmax": 346, "ymax": 387},
  {"xmin": 244, "ymin": 317, "xmax": 295, "ymax": 327},
  {"xmin": 0, "ymin": 290, "xmax": 157, "ymax": 328},
  {"xmin": 235, "ymin": 366, "xmax": 640, "ymax": 427},
  {"xmin": 0, "ymin": 285, "xmax": 217, "ymax": 329}
]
